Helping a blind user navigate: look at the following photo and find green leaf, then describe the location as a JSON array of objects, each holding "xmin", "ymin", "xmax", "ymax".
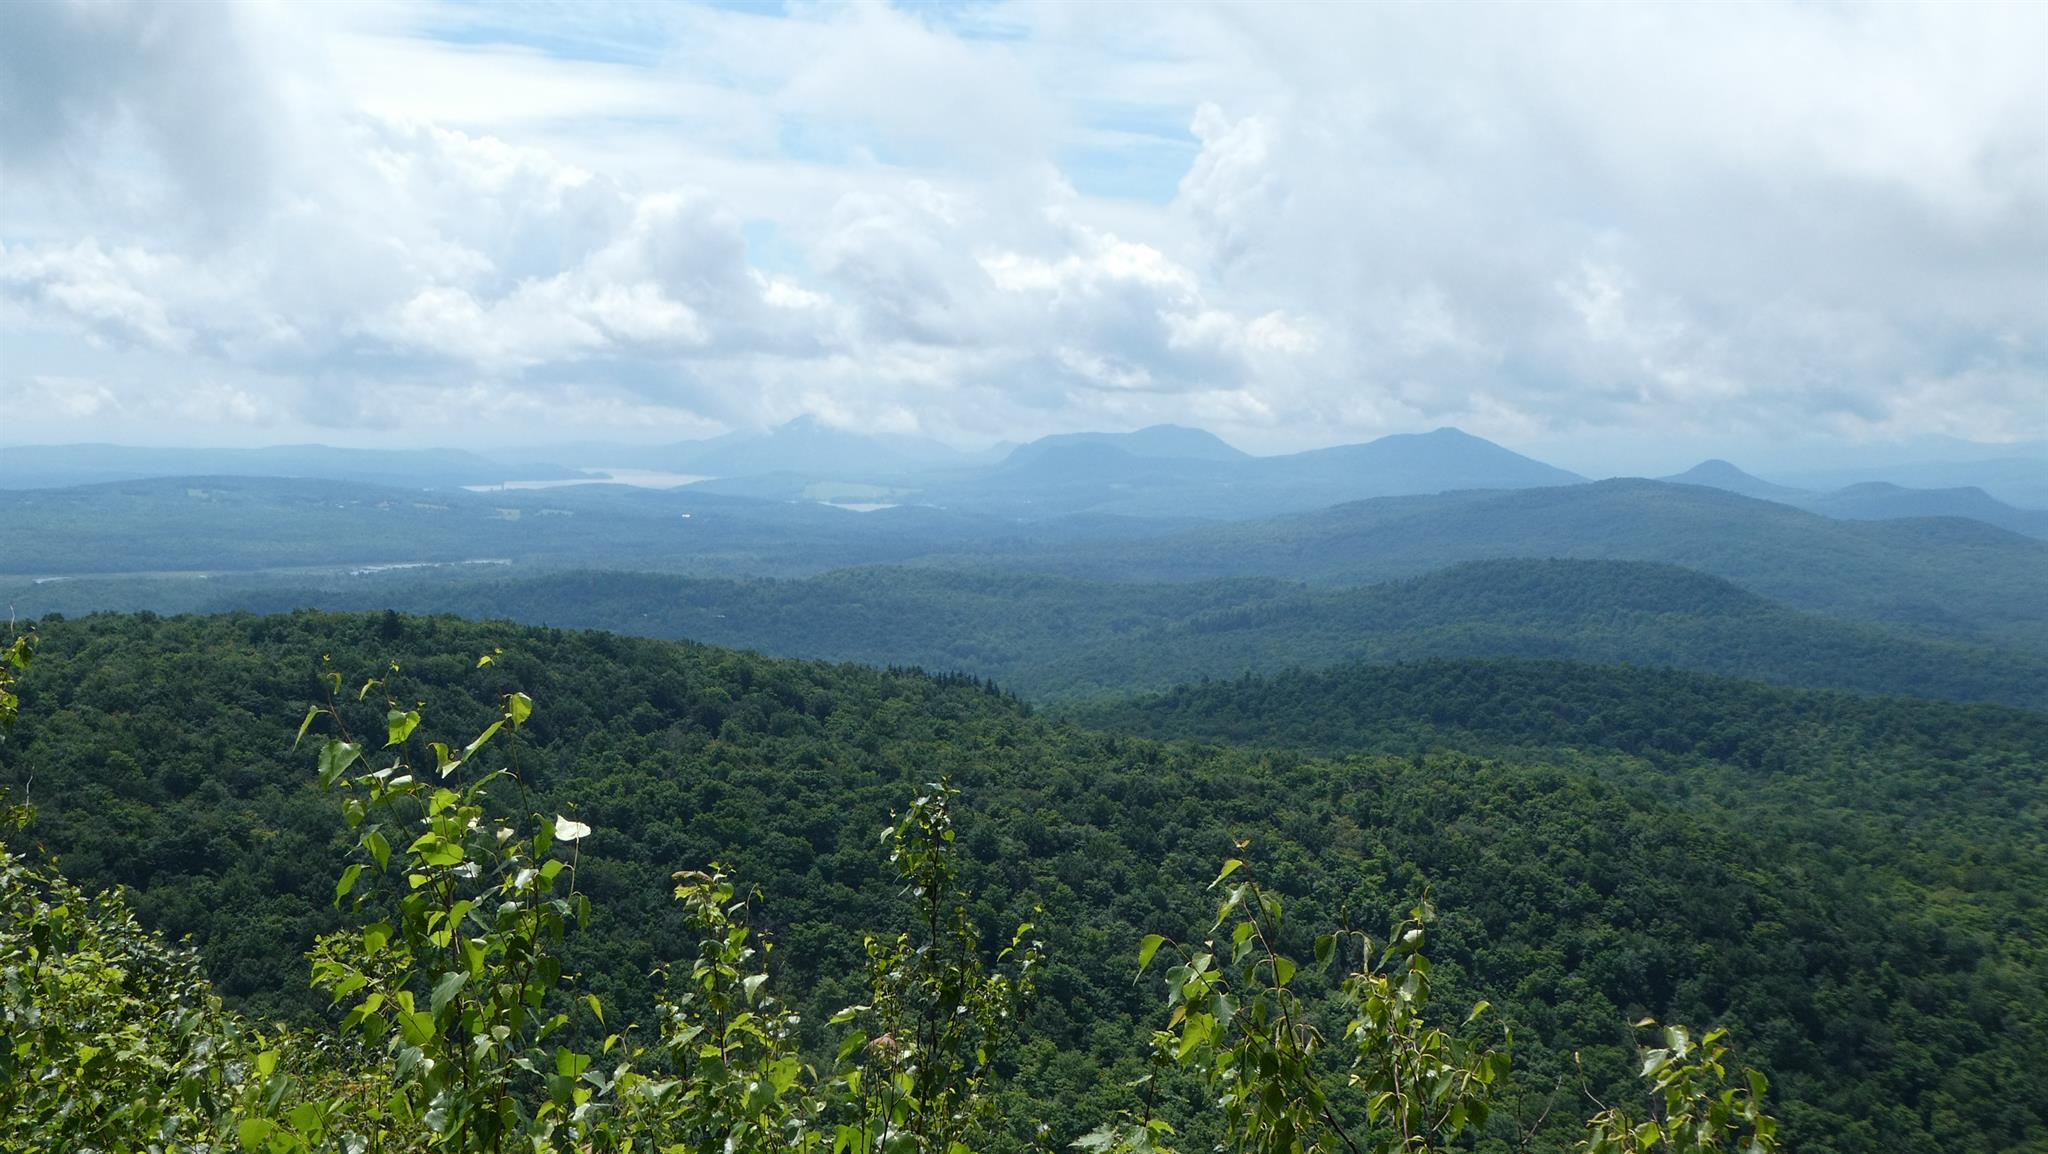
[
  {"xmin": 1314, "ymin": 933, "xmax": 1337, "ymax": 971},
  {"xmin": 431, "ymin": 971, "xmax": 468, "ymax": 1020},
  {"xmin": 385, "ymin": 708, "xmax": 420, "ymax": 747},
  {"xmin": 287, "ymin": 1102, "xmax": 323, "ymax": 1136},
  {"xmin": 505, "ymin": 691, "xmax": 533, "ymax": 728},
  {"xmin": 397, "ymin": 1010, "xmax": 436, "ymax": 1046},
  {"xmin": 462, "ymin": 719, "xmax": 503, "ymax": 760},
  {"xmin": 293, "ymin": 705, "xmax": 320, "ymax": 750},
  {"xmin": 408, "ymin": 833, "xmax": 464, "ymax": 867},
  {"xmin": 1271, "ymin": 955, "xmax": 1296, "ymax": 987},
  {"xmin": 1209, "ymin": 858, "xmax": 1244, "ymax": 889},
  {"xmin": 237, "ymin": 1118, "xmax": 276, "ymax": 1151},
  {"xmin": 1137, "ymin": 933, "xmax": 1167, "ymax": 976},
  {"xmin": 317, "ymin": 740, "xmax": 362, "ymax": 788},
  {"xmin": 335, "ymin": 863, "xmax": 364, "ymax": 904},
  {"xmin": 743, "ymin": 972, "xmax": 769, "ymax": 1003}
]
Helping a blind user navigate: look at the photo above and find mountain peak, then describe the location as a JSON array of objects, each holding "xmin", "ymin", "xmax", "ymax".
[
  {"xmin": 1662, "ymin": 459, "xmax": 1805, "ymax": 500},
  {"xmin": 770, "ymin": 414, "xmax": 838, "ymax": 436}
]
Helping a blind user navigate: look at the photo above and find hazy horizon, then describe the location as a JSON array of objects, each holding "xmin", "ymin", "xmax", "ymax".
[{"xmin": 3, "ymin": 419, "xmax": 2042, "ymax": 484}]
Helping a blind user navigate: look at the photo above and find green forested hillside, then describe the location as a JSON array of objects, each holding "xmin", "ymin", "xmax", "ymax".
[
  {"xmin": 4, "ymin": 611, "xmax": 2044, "ymax": 1152},
  {"xmin": 11, "ymin": 559, "xmax": 2045, "ymax": 708},
  {"xmin": 1073, "ymin": 658, "xmax": 2048, "ymax": 1146},
  {"xmin": 965, "ymin": 479, "xmax": 2048, "ymax": 649}
]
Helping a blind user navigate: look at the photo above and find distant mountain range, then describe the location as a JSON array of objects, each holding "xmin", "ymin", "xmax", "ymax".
[
  {"xmin": 1660, "ymin": 459, "xmax": 2048, "ymax": 538},
  {"xmin": 5, "ymin": 422, "xmax": 2040, "ymax": 539},
  {"xmin": 685, "ymin": 424, "xmax": 1586, "ymax": 518},
  {"xmin": 956, "ymin": 478, "xmax": 2048, "ymax": 650},
  {"xmin": 6, "ymin": 472, "xmax": 2045, "ymax": 655}
]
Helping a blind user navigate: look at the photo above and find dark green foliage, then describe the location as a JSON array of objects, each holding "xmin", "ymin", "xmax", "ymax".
[
  {"xmin": 12, "ymin": 559, "xmax": 2046, "ymax": 709},
  {"xmin": 2, "ymin": 611, "xmax": 2042, "ymax": 1151},
  {"xmin": 0, "ymin": 831, "xmax": 256, "ymax": 1151},
  {"xmin": 1078, "ymin": 659, "xmax": 2048, "ymax": 1151}
]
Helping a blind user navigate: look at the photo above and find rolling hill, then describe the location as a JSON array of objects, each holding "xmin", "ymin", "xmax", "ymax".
[
  {"xmin": 5, "ymin": 611, "xmax": 2044, "ymax": 1152},
  {"xmin": 13, "ymin": 559, "xmax": 2045, "ymax": 709},
  {"xmin": 961, "ymin": 479, "xmax": 2048, "ymax": 649},
  {"xmin": 1661, "ymin": 460, "xmax": 2048, "ymax": 537}
]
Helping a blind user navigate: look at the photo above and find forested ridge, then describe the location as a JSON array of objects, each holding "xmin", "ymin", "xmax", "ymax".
[
  {"xmin": 8, "ymin": 475, "xmax": 2046, "ymax": 656},
  {"xmin": 963, "ymin": 479, "xmax": 2048, "ymax": 650},
  {"xmin": 4, "ymin": 610, "xmax": 2044, "ymax": 1151},
  {"xmin": 11, "ymin": 559, "xmax": 2044, "ymax": 708}
]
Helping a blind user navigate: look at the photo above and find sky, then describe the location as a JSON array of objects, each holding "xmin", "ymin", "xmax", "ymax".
[{"xmin": 0, "ymin": 0, "xmax": 2043, "ymax": 472}]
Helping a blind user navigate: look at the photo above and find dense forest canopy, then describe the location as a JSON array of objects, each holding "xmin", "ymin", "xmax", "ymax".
[
  {"xmin": 4, "ymin": 610, "xmax": 2043, "ymax": 1152},
  {"xmin": 10, "ymin": 558, "xmax": 2046, "ymax": 710}
]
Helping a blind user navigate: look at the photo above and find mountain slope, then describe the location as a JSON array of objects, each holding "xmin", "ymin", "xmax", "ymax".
[
  {"xmin": 1659, "ymin": 459, "xmax": 1808, "ymax": 501},
  {"xmin": 1278, "ymin": 426, "xmax": 1583, "ymax": 491},
  {"xmin": 912, "ymin": 426, "xmax": 1584, "ymax": 519},
  {"xmin": 11, "ymin": 474, "xmax": 2045, "ymax": 655},
  {"xmin": 1781, "ymin": 455, "xmax": 2048, "ymax": 509},
  {"xmin": 1659, "ymin": 464, "xmax": 2048, "ymax": 538},
  {"xmin": 63, "ymin": 559, "xmax": 2043, "ymax": 710},
  {"xmin": 1039, "ymin": 558, "xmax": 2048, "ymax": 704},
  {"xmin": 1799, "ymin": 482, "xmax": 2048, "ymax": 537},
  {"xmin": 7, "ymin": 612, "xmax": 2047, "ymax": 1151},
  {"xmin": 967, "ymin": 478, "xmax": 2048, "ymax": 649}
]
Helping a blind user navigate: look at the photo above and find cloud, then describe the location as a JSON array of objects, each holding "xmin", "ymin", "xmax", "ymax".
[{"xmin": 0, "ymin": 0, "xmax": 2040, "ymax": 458}]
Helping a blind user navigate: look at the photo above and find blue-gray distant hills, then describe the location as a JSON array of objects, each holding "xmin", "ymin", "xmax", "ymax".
[
  {"xmin": 7, "ymin": 471, "xmax": 2045, "ymax": 654},
  {"xmin": 13, "ymin": 424, "xmax": 2039, "ymax": 538},
  {"xmin": 1660, "ymin": 459, "xmax": 2048, "ymax": 538},
  {"xmin": 690, "ymin": 424, "xmax": 1588, "ymax": 518},
  {"xmin": 1661, "ymin": 459, "xmax": 1810, "ymax": 502},
  {"xmin": 956, "ymin": 478, "xmax": 2048, "ymax": 651}
]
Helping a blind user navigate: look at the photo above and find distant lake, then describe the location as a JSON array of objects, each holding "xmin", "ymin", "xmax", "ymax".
[{"xmin": 465, "ymin": 469, "xmax": 711, "ymax": 492}]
